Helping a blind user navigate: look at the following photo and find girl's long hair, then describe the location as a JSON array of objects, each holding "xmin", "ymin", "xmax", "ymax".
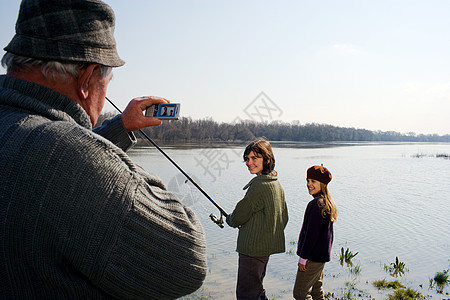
[{"xmin": 318, "ymin": 183, "xmax": 337, "ymax": 222}]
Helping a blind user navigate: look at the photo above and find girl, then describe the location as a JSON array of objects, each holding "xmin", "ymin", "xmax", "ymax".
[
  {"xmin": 226, "ymin": 138, "xmax": 289, "ymax": 300},
  {"xmin": 293, "ymin": 165, "xmax": 337, "ymax": 300}
]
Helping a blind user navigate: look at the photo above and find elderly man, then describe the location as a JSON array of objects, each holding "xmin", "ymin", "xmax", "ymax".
[{"xmin": 0, "ymin": 0, "xmax": 207, "ymax": 299}]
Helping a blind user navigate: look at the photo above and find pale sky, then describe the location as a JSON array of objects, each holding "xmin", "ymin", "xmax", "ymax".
[{"xmin": 1, "ymin": 1, "xmax": 450, "ymax": 135}]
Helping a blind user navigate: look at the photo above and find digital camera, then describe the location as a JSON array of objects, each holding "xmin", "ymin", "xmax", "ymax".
[{"xmin": 145, "ymin": 103, "xmax": 180, "ymax": 120}]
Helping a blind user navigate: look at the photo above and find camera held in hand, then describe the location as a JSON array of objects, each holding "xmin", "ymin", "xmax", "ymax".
[{"xmin": 145, "ymin": 103, "xmax": 180, "ymax": 120}]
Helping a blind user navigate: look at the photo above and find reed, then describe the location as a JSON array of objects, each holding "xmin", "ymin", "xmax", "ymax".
[
  {"xmin": 387, "ymin": 288, "xmax": 425, "ymax": 300},
  {"xmin": 349, "ymin": 264, "xmax": 361, "ymax": 275},
  {"xmin": 339, "ymin": 247, "xmax": 358, "ymax": 267},
  {"xmin": 384, "ymin": 257, "xmax": 407, "ymax": 278},
  {"xmin": 436, "ymin": 153, "xmax": 450, "ymax": 159},
  {"xmin": 433, "ymin": 269, "xmax": 449, "ymax": 284},
  {"xmin": 429, "ymin": 269, "xmax": 449, "ymax": 294},
  {"xmin": 373, "ymin": 279, "xmax": 404, "ymax": 290}
]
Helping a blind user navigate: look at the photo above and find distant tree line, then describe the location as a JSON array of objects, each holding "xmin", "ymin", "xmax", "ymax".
[{"xmin": 96, "ymin": 112, "xmax": 450, "ymax": 144}]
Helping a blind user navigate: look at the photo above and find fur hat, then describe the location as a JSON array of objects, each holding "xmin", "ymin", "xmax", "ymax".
[
  {"xmin": 4, "ymin": 0, "xmax": 125, "ymax": 67},
  {"xmin": 307, "ymin": 165, "xmax": 332, "ymax": 185}
]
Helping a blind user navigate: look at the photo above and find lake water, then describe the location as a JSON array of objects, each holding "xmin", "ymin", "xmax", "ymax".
[{"xmin": 128, "ymin": 142, "xmax": 450, "ymax": 299}]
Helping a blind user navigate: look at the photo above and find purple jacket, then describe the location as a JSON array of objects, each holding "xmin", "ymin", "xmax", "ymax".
[{"xmin": 296, "ymin": 197, "xmax": 334, "ymax": 262}]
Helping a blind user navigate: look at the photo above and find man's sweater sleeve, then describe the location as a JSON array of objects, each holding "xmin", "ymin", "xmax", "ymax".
[
  {"xmin": 93, "ymin": 114, "xmax": 136, "ymax": 151},
  {"xmin": 98, "ymin": 169, "xmax": 208, "ymax": 299},
  {"xmin": 53, "ymin": 126, "xmax": 207, "ymax": 299}
]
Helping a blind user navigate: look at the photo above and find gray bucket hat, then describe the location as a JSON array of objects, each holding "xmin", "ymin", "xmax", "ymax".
[{"xmin": 4, "ymin": 0, "xmax": 125, "ymax": 67}]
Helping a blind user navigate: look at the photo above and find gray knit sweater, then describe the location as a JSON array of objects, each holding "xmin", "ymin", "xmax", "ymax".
[
  {"xmin": 226, "ymin": 174, "xmax": 288, "ymax": 257},
  {"xmin": 0, "ymin": 75, "xmax": 207, "ymax": 299}
]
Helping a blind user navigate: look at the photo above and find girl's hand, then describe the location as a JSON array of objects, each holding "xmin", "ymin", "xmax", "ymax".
[{"xmin": 298, "ymin": 262, "xmax": 307, "ymax": 272}]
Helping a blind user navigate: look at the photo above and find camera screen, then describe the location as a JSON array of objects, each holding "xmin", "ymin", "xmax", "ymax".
[{"xmin": 157, "ymin": 104, "xmax": 177, "ymax": 117}]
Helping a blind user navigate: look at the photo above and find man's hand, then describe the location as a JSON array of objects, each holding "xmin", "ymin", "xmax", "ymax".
[{"xmin": 120, "ymin": 96, "xmax": 168, "ymax": 132}]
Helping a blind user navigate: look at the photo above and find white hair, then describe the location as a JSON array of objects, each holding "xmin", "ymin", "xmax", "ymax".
[{"xmin": 1, "ymin": 52, "xmax": 112, "ymax": 82}]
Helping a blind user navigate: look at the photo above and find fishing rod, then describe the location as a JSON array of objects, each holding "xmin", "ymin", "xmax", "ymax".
[{"xmin": 105, "ymin": 97, "xmax": 228, "ymax": 228}]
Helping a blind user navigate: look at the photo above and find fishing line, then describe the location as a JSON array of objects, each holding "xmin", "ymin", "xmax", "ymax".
[{"xmin": 105, "ymin": 96, "xmax": 228, "ymax": 228}]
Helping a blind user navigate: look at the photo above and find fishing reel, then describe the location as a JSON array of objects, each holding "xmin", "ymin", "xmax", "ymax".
[{"xmin": 209, "ymin": 213, "xmax": 225, "ymax": 228}]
